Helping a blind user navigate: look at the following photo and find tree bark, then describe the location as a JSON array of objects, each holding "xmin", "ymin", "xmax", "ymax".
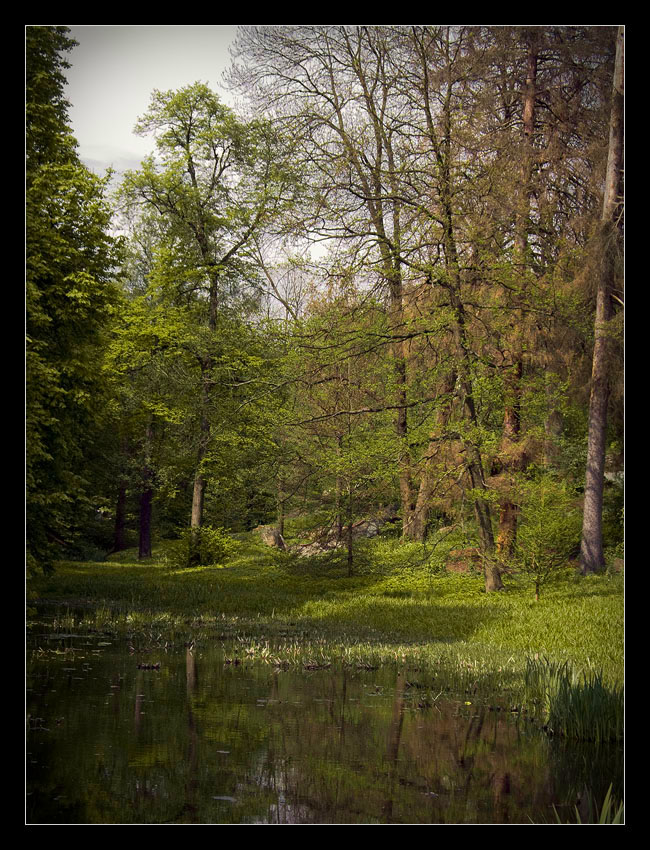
[
  {"xmin": 496, "ymin": 30, "xmax": 538, "ymax": 562},
  {"xmin": 112, "ymin": 481, "xmax": 128, "ymax": 554},
  {"xmin": 579, "ymin": 26, "xmax": 623, "ymax": 575},
  {"xmin": 138, "ymin": 421, "xmax": 154, "ymax": 559}
]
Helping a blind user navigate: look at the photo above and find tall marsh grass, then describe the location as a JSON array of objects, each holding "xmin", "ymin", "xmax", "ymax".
[{"xmin": 524, "ymin": 657, "xmax": 623, "ymax": 742}]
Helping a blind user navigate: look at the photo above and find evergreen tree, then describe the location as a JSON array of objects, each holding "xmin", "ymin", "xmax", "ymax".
[{"xmin": 26, "ymin": 26, "xmax": 121, "ymax": 572}]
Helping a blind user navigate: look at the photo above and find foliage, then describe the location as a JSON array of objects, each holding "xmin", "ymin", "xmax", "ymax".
[
  {"xmin": 553, "ymin": 784, "xmax": 624, "ymax": 824},
  {"xmin": 508, "ymin": 474, "xmax": 582, "ymax": 598},
  {"xmin": 26, "ymin": 26, "xmax": 122, "ymax": 573},
  {"xmin": 166, "ymin": 525, "xmax": 240, "ymax": 569},
  {"xmin": 524, "ymin": 656, "xmax": 623, "ymax": 743},
  {"xmin": 30, "ymin": 536, "xmax": 623, "ymax": 687},
  {"xmin": 26, "ymin": 27, "xmax": 623, "ymax": 603}
]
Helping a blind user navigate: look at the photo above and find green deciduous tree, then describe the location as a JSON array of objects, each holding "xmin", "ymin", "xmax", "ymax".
[{"xmin": 118, "ymin": 82, "xmax": 299, "ymax": 564}]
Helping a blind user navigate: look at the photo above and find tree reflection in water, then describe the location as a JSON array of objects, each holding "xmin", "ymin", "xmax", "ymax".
[{"xmin": 26, "ymin": 636, "xmax": 623, "ymax": 824}]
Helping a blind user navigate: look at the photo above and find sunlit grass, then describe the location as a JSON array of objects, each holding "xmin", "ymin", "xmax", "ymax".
[{"xmin": 27, "ymin": 537, "xmax": 624, "ymax": 688}]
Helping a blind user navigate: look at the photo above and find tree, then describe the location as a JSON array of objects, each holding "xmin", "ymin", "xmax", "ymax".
[
  {"xmin": 119, "ymin": 83, "xmax": 298, "ymax": 563},
  {"xmin": 285, "ymin": 286, "xmax": 399, "ymax": 571},
  {"xmin": 579, "ymin": 27, "xmax": 624, "ymax": 575},
  {"xmin": 228, "ymin": 26, "xmax": 419, "ymax": 534},
  {"xmin": 26, "ymin": 26, "xmax": 121, "ymax": 572},
  {"xmin": 228, "ymin": 25, "xmax": 621, "ymax": 592}
]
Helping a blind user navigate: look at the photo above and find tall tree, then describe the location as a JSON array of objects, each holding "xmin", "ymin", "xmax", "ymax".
[
  {"xmin": 228, "ymin": 25, "xmax": 620, "ymax": 590},
  {"xmin": 579, "ymin": 26, "xmax": 624, "ymax": 574},
  {"xmin": 26, "ymin": 26, "xmax": 121, "ymax": 572},
  {"xmin": 228, "ymin": 26, "xmax": 419, "ymax": 533},
  {"xmin": 119, "ymin": 83, "xmax": 297, "ymax": 562}
]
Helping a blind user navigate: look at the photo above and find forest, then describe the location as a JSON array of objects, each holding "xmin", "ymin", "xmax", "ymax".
[{"xmin": 26, "ymin": 25, "xmax": 624, "ymax": 595}]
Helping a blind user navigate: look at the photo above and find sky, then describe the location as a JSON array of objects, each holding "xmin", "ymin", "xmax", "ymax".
[{"xmin": 64, "ymin": 25, "xmax": 240, "ymax": 176}]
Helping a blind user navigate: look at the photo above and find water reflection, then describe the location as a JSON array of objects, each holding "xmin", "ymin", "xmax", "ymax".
[{"xmin": 26, "ymin": 632, "xmax": 622, "ymax": 824}]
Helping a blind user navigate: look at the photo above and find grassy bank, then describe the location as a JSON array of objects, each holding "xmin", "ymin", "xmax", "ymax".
[{"xmin": 27, "ymin": 537, "xmax": 624, "ymax": 690}]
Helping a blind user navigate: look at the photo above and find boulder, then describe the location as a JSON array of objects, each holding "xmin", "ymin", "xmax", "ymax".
[{"xmin": 253, "ymin": 525, "xmax": 286, "ymax": 550}]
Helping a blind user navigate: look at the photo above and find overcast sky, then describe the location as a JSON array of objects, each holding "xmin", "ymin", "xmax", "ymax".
[{"xmin": 64, "ymin": 25, "xmax": 240, "ymax": 176}]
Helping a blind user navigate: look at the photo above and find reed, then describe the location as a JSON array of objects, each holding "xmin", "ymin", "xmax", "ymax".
[
  {"xmin": 554, "ymin": 784, "xmax": 624, "ymax": 824},
  {"xmin": 524, "ymin": 657, "xmax": 623, "ymax": 742}
]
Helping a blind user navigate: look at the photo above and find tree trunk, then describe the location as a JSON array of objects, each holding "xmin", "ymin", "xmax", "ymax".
[
  {"xmin": 335, "ymin": 434, "xmax": 344, "ymax": 541},
  {"xmin": 138, "ymin": 486, "xmax": 153, "ymax": 559},
  {"xmin": 496, "ymin": 31, "xmax": 538, "ymax": 563},
  {"xmin": 386, "ymin": 272, "xmax": 415, "ymax": 539},
  {"xmin": 112, "ymin": 481, "xmax": 128, "ymax": 554},
  {"xmin": 189, "ymin": 365, "xmax": 211, "ymax": 566},
  {"xmin": 277, "ymin": 482, "xmax": 286, "ymax": 539},
  {"xmin": 188, "ymin": 260, "xmax": 219, "ymax": 566},
  {"xmin": 138, "ymin": 421, "xmax": 154, "ymax": 559},
  {"xmin": 496, "ymin": 360, "xmax": 523, "ymax": 559},
  {"xmin": 579, "ymin": 26, "xmax": 623, "ymax": 575}
]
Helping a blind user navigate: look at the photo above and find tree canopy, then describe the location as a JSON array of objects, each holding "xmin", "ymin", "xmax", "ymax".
[
  {"xmin": 26, "ymin": 26, "xmax": 623, "ymax": 588},
  {"xmin": 26, "ymin": 26, "xmax": 122, "ymax": 572}
]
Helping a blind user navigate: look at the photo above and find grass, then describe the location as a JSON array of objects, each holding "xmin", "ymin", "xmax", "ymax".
[
  {"xmin": 27, "ymin": 534, "xmax": 624, "ymax": 824},
  {"xmin": 523, "ymin": 657, "xmax": 624, "ymax": 742},
  {"xmin": 27, "ymin": 535, "xmax": 624, "ymax": 692}
]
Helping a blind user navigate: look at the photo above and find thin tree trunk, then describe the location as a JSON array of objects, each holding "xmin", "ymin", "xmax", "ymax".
[
  {"xmin": 189, "ymin": 362, "xmax": 211, "ymax": 566},
  {"xmin": 112, "ymin": 481, "xmax": 128, "ymax": 554},
  {"xmin": 335, "ymin": 433, "xmax": 344, "ymax": 541},
  {"xmin": 346, "ymin": 492, "xmax": 354, "ymax": 577},
  {"xmin": 496, "ymin": 361, "xmax": 523, "ymax": 559},
  {"xmin": 579, "ymin": 26, "xmax": 624, "ymax": 575},
  {"xmin": 496, "ymin": 31, "xmax": 538, "ymax": 562},
  {"xmin": 189, "ymin": 259, "xmax": 219, "ymax": 565},
  {"xmin": 277, "ymin": 479, "xmax": 286, "ymax": 539},
  {"xmin": 410, "ymin": 371, "xmax": 456, "ymax": 542},
  {"xmin": 139, "ymin": 421, "xmax": 154, "ymax": 559},
  {"xmin": 138, "ymin": 486, "xmax": 153, "ymax": 559}
]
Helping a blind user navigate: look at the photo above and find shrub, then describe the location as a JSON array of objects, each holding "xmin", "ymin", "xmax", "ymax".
[
  {"xmin": 509, "ymin": 474, "xmax": 581, "ymax": 599},
  {"xmin": 167, "ymin": 525, "xmax": 239, "ymax": 569}
]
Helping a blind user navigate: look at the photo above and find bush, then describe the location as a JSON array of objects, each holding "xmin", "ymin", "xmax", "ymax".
[
  {"xmin": 509, "ymin": 474, "xmax": 581, "ymax": 599},
  {"xmin": 167, "ymin": 525, "xmax": 239, "ymax": 569}
]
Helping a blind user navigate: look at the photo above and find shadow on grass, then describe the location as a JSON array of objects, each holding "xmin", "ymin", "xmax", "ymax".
[{"xmin": 293, "ymin": 592, "xmax": 504, "ymax": 644}]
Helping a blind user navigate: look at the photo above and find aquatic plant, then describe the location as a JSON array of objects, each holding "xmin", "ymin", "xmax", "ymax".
[
  {"xmin": 524, "ymin": 657, "xmax": 623, "ymax": 742},
  {"xmin": 552, "ymin": 784, "xmax": 624, "ymax": 824}
]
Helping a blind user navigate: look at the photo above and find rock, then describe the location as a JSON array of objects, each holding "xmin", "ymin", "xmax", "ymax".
[
  {"xmin": 604, "ymin": 471, "xmax": 624, "ymax": 485},
  {"xmin": 253, "ymin": 525, "xmax": 286, "ymax": 550},
  {"xmin": 289, "ymin": 516, "xmax": 388, "ymax": 558},
  {"xmin": 353, "ymin": 519, "xmax": 381, "ymax": 538}
]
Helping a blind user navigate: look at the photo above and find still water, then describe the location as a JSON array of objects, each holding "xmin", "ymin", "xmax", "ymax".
[{"xmin": 26, "ymin": 626, "xmax": 622, "ymax": 825}]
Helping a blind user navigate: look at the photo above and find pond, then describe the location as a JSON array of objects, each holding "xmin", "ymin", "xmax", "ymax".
[{"xmin": 26, "ymin": 625, "xmax": 622, "ymax": 825}]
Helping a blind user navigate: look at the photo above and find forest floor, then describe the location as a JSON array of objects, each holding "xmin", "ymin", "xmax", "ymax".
[{"xmin": 27, "ymin": 535, "xmax": 624, "ymax": 689}]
